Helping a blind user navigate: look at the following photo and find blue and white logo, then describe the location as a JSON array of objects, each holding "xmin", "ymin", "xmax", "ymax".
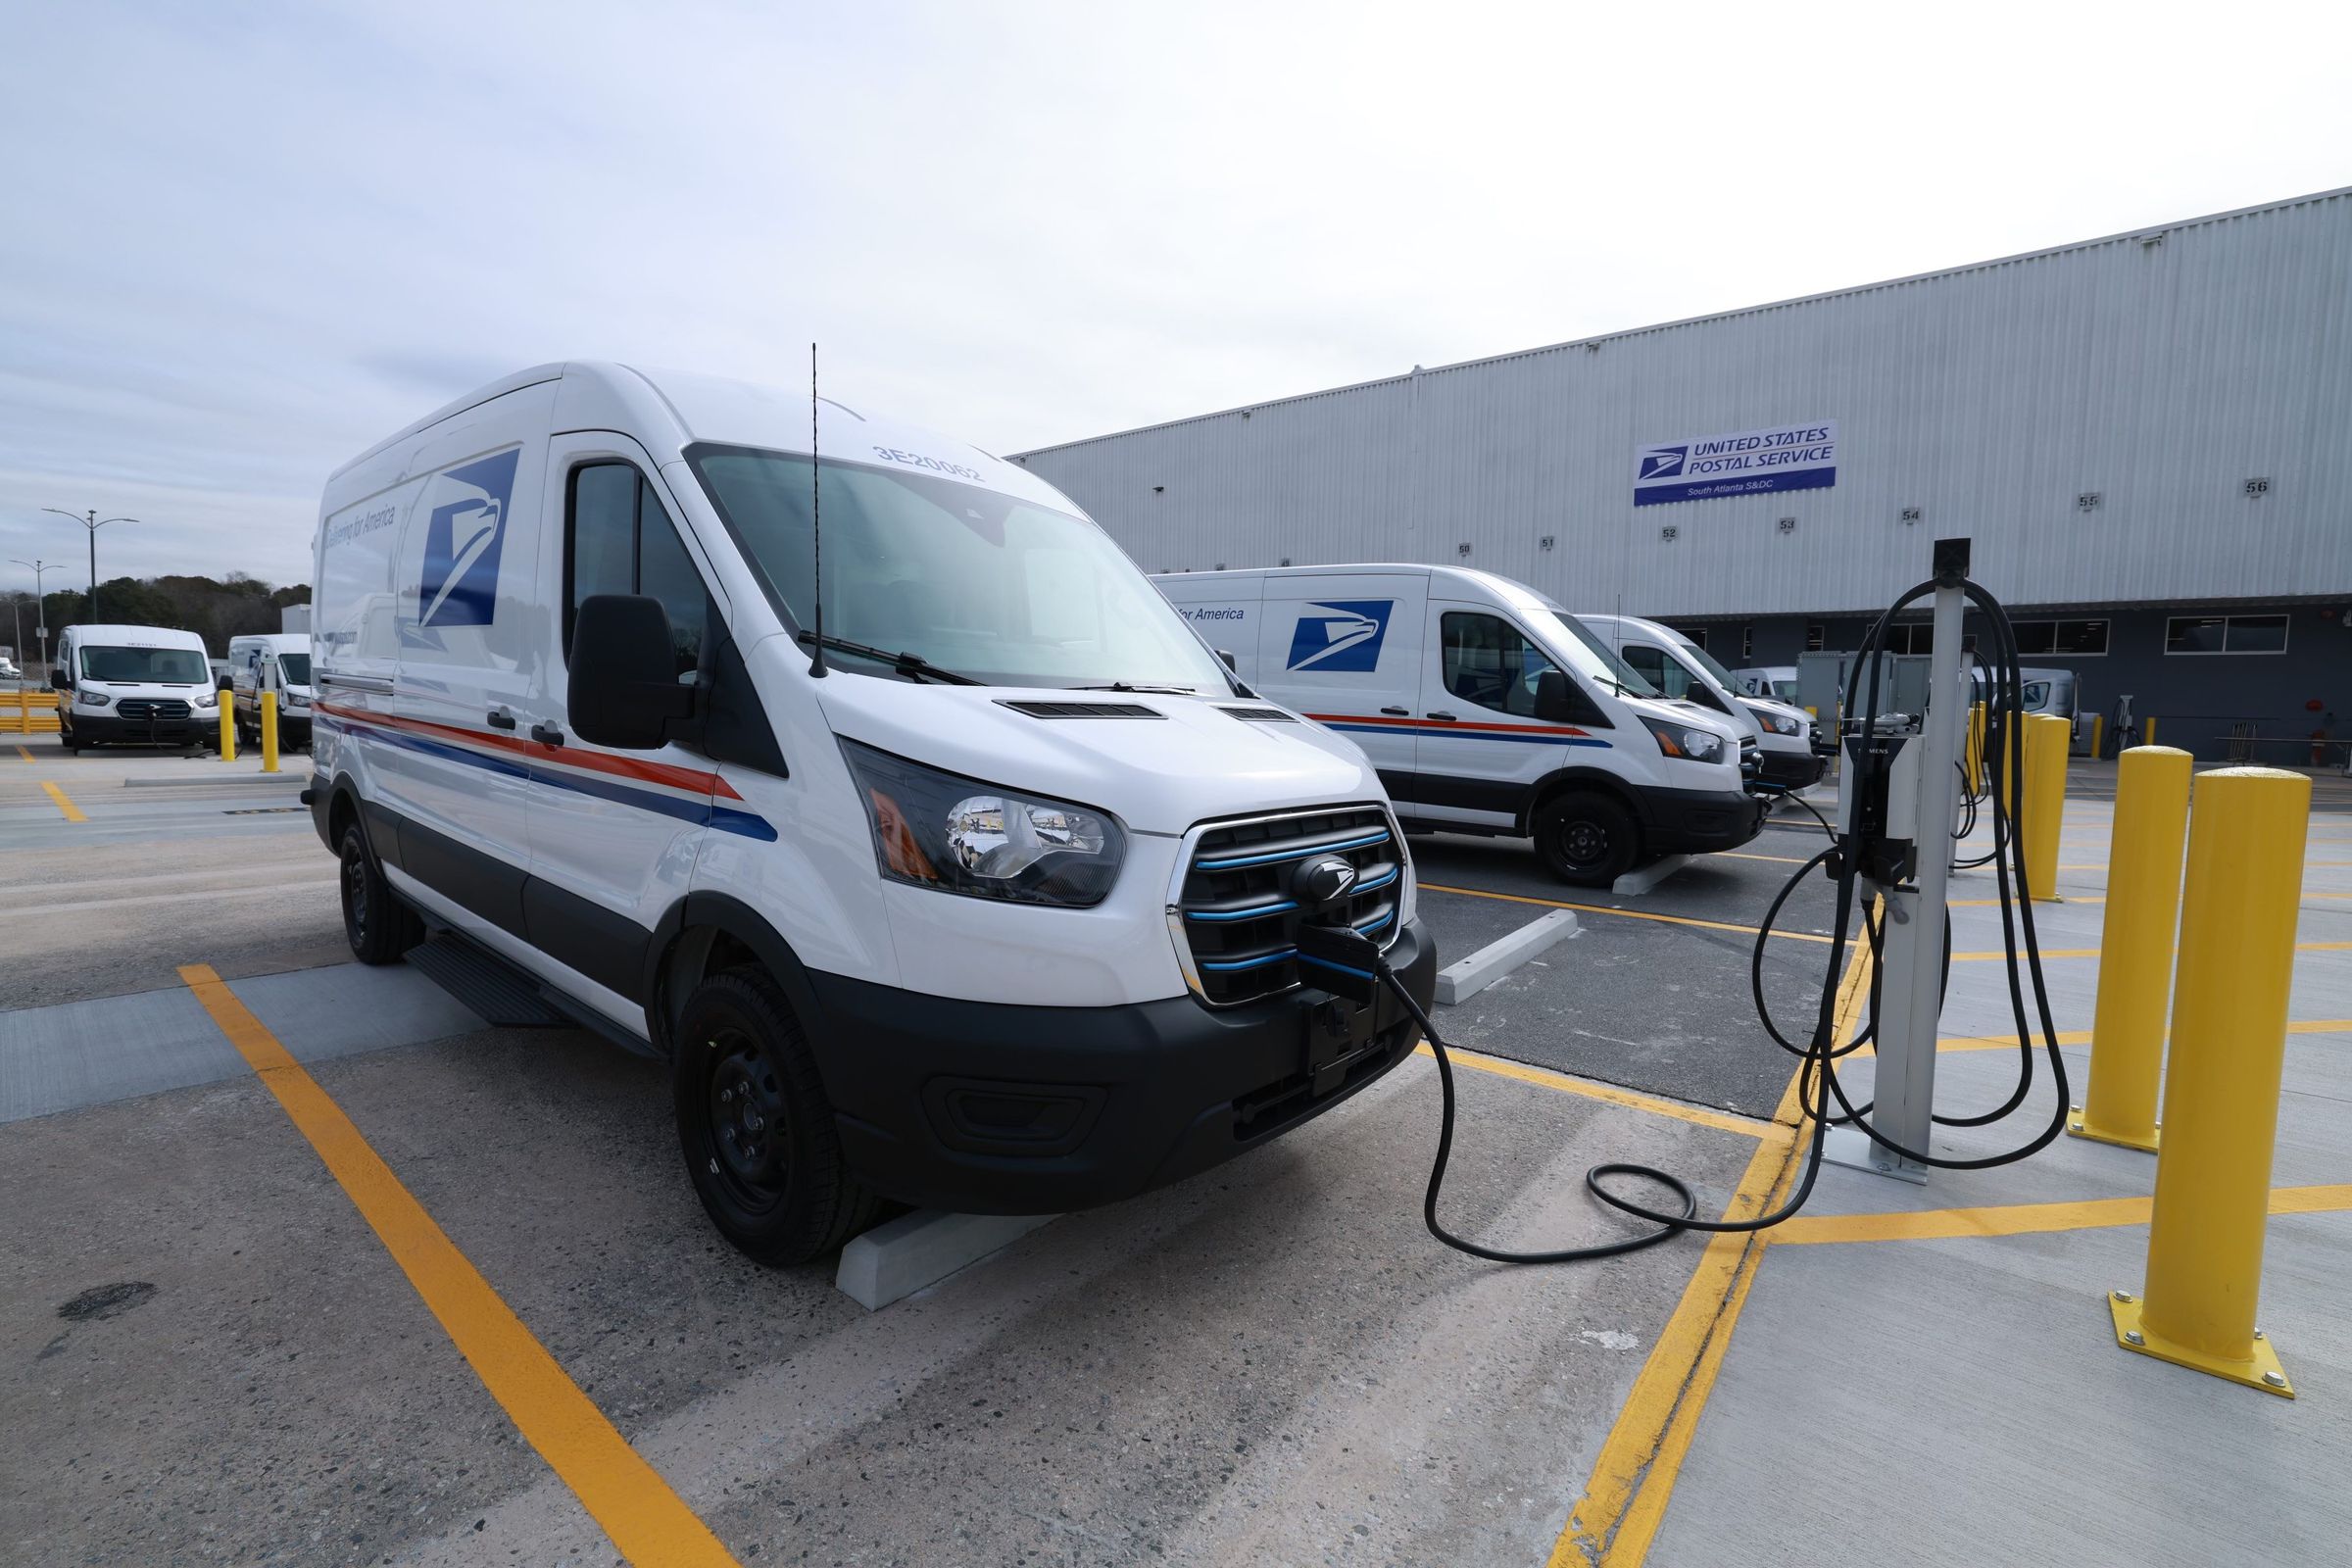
[
  {"xmin": 1285, "ymin": 600, "xmax": 1395, "ymax": 672},
  {"xmin": 1639, "ymin": 446, "xmax": 1689, "ymax": 481},
  {"xmin": 1634, "ymin": 420, "xmax": 1837, "ymax": 508},
  {"xmin": 418, "ymin": 449, "xmax": 520, "ymax": 627}
]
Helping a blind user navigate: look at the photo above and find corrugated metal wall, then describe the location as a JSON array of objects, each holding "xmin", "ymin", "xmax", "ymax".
[{"xmin": 1012, "ymin": 189, "xmax": 2352, "ymax": 617}]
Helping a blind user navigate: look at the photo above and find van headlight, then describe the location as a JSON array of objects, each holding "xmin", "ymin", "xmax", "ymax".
[
  {"xmin": 1640, "ymin": 713, "xmax": 1726, "ymax": 764},
  {"xmin": 842, "ymin": 740, "xmax": 1125, "ymax": 906},
  {"xmin": 195, "ymin": 688, "xmax": 219, "ymax": 709},
  {"xmin": 77, "ymin": 690, "xmax": 112, "ymax": 709},
  {"xmin": 1752, "ymin": 709, "xmax": 1801, "ymax": 736}
]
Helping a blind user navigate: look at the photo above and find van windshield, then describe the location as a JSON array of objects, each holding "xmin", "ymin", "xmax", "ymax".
[
  {"xmin": 689, "ymin": 447, "xmax": 1234, "ymax": 691},
  {"xmin": 278, "ymin": 653, "xmax": 311, "ymax": 685},
  {"xmin": 79, "ymin": 645, "xmax": 209, "ymax": 684},
  {"xmin": 1543, "ymin": 612, "xmax": 1660, "ymax": 698},
  {"xmin": 1770, "ymin": 678, "xmax": 1798, "ymax": 700},
  {"xmin": 1681, "ymin": 640, "xmax": 1743, "ymax": 695}
]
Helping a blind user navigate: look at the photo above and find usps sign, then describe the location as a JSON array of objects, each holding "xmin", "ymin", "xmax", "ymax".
[{"xmin": 1634, "ymin": 420, "xmax": 1838, "ymax": 508}]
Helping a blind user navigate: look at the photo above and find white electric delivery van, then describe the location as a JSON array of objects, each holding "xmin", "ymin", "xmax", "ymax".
[
  {"xmin": 308, "ymin": 362, "xmax": 1436, "ymax": 1265},
  {"xmin": 226, "ymin": 632, "xmax": 315, "ymax": 748},
  {"xmin": 1578, "ymin": 614, "xmax": 1822, "ymax": 792},
  {"xmin": 1150, "ymin": 566, "xmax": 1762, "ymax": 885},
  {"xmin": 52, "ymin": 623, "xmax": 219, "ymax": 751}
]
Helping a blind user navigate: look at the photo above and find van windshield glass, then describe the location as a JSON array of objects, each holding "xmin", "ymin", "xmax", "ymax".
[
  {"xmin": 1544, "ymin": 612, "xmax": 1660, "ymax": 698},
  {"xmin": 1682, "ymin": 641, "xmax": 1742, "ymax": 693},
  {"xmin": 79, "ymin": 645, "xmax": 208, "ymax": 684},
  {"xmin": 278, "ymin": 653, "xmax": 311, "ymax": 685},
  {"xmin": 689, "ymin": 447, "xmax": 1233, "ymax": 691},
  {"xmin": 1771, "ymin": 678, "xmax": 1798, "ymax": 700}
]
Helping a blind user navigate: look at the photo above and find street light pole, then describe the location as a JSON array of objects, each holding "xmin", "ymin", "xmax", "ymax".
[
  {"xmin": 12, "ymin": 559, "xmax": 59, "ymax": 677},
  {"xmin": 41, "ymin": 508, "xmax": 137, "ymax": 622}
]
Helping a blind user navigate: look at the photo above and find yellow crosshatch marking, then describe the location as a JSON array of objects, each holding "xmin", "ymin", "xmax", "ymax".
[{"xmin": 176, "ymin": 964, "xmax": 741, "ymax": 1568}]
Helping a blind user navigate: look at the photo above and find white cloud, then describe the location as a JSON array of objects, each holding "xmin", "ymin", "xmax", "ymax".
[{"xmin": 4, "ymin": 0, "xmax": 2348, "ymax": 589}]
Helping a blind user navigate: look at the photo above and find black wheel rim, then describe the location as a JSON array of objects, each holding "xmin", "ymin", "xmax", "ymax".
[
  {"xmin": 703, "ymin": 1027, "xmax": 791, "ymax": 1212},
  {"xmin": 342, "ymin": 838, "xmax": 370, "ymax": 945},
  {"xmin": 1556, "ymin": 817, "xmax": 1610, "ymax": 872}
]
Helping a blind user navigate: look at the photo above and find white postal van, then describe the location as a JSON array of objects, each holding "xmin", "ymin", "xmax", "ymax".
[
  {"xmin": 309, "ymin": 362, "xmax": 1436, "ymax": 1264},
  {"xmin": 226, "ymin": 632, "xmax": 314, "ymax": 749},
  {"xmin": 1151, "ymin": 566, "xmax": 1762, "ymax": 885},
  {"xmin": 1578, "ymin": 614, "xmax": 1822, "ymax": 793},
  {"xmin": 52, "ymin": 623, "xmax": 220, "ymax": 751}
]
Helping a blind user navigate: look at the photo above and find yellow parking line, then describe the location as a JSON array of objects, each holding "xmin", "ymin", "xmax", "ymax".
[
  {"xmin": 1413, "ymin": 1042, "xmax": 1771, "ymax": 1140},
  {"xmin": 1848, "ymin": 1018, "xmax": 2352, "ymax": 1060},
  {"xmin": 1772, "ymin": 1183, "xmax": 2352, "ymax": 1246},
  {"xmin": 1712, "ymin": 850, "xmax": 1814, "ymax": 864},
  {"xmin": 1419, "ymin": 882, "xmax": 1834, "ymax": 945},
  {"xmin": 15, "ymin": 745, "xmax": 31, "ymax": 761},
  {"xmin": 40, "ymin": 780, "xmax": 85, "ymax": 821},
  {"xmin": 177, "ymin": 964, "xmax": 739, "ymax": 1568},
  {"xmin": 1951, "ymin": 941, "xmax": 2352, "ymax": 961},
  {"xmin": 1552, "ymin": 906, "xmax": 1874, "ymax": 1566}
]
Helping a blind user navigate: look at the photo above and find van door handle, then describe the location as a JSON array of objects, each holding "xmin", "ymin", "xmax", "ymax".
[
  {"xmin": 530, "ymin": 722, "xmax": 565, "ymax": 748},
  {"xmin": 486, "ymin": 709, "xmax": 516, "ymax": 731},
  {"xmin": 1425, "ymin": 710, "xmax": 1458, "ymax": 721},
  {"xmin": 1381, "ymin": 707, "xmax": 1410, "ymax": 716}
]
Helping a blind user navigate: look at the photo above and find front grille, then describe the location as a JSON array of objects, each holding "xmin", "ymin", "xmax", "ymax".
[
  {"xmin": 117, "ymin": 699, "xmax": 192, "ymax": 722},
  {"xmin": 1172, "ymin": 805, "xmax": 1402, "ymax": 1006}
]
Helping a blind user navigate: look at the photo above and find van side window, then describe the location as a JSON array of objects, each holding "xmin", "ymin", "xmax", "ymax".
[
  {"xmin": 1441, "ymin": 612, "xmax": 1560, "ymax": 719},
  {"xmin": 566, "ymin": 463, "xmax": 708, "ymax": 676}
]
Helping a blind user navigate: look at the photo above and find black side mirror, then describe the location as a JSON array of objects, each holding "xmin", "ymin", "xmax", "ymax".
[
  {"xmin": 218, "ymin": 673, "xmax": 235, "ymax": 692},
  {"xmin": 1216, "ymin": 648, "xmax": 1238, "ymax": 672},
  {"xmin": 50, "ymin": 667, "xmax": 71, "ymax": 691},
  {"xmin": 569, "ymin": 595, "xmax": 695, "ymax": 750},
  {"xmin": 1534, "ymin": 668, "xmax": 1575, "ymax": 723}
]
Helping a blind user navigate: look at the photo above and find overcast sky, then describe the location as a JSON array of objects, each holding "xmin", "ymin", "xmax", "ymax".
[{"xmin": 3, "ymin": 1, "xmax": 2347, "ymax": 592}]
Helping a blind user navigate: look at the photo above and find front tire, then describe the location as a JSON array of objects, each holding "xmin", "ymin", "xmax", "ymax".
[
  {"xmin": 1534, "ymin": 790, "xmax": 1641, "ymax": 887},
  {"xmin": 339, "ymin": 821, "xmax": 421, "ymax": 964},
  {"xmin": 673, "ymin": 968, "xmax": 877, "ymax": 1266}
]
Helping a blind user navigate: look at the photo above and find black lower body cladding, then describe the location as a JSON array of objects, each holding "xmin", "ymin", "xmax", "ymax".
[
  {"xmin": 810, "ymin": 919, "xmax": 1438, "ymax": 1214},
  {"xmin": 64, "ymin": 711, "xmax": 209, "ymax": 746},
  {"xmin": 1755, "ymin": 751, "xmax": 1828, "ymax": 791},
  {"xmin": 1638, "ymin": 785, "xmax": 1768, "ymax": 854}
]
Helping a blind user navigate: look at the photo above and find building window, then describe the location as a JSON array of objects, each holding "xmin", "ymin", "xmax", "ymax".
[
  {"xmin": 1804, "ymin": 622, "xmax": 1825, "ymax": 652},
  {"xmin": 1886, "ymin": 623, "xmax": 1934, "ymax": 656},
  {"xmin": 1741, "ymin": 624, "xmax": 1754, "ymax": 661},
  {"xmin": 2010, "ymin": 618, "xmax": 2110, "ymax": 656},
  {"xmin": 2166, "ymin": 613, "xmax": 2288, "ymax": 655}
]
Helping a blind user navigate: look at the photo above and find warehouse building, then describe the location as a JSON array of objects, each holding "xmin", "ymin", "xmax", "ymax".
[{"xmin": 1011, "ymin": 187, "xmax": 2351, "ymax": 764}]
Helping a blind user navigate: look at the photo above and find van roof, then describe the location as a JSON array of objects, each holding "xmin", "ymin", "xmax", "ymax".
[
  {"xmin": 1155, "ymin": 562, "xmax": 1558, "ymax": 611},
  {"xmin": 331, "ymin": 361, "xmax": 1083, "ymax": 517},
  {"xmin": 228, "ymin": 632, "xmax": 311, "ymax": 648},
  {"xmin": 59, "ymin": 623, "xmax": 210, "ymax": 647}
]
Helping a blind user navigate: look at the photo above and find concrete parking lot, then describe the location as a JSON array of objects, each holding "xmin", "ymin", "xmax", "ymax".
[{"xmin": 12, "ymin": 751, "xmax": 2341, "ymax": 1567}]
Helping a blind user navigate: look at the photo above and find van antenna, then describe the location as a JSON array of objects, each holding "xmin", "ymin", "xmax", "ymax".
[{"xmin": 808, "ymin": 341, "xmax": 827, "ymax": 678}]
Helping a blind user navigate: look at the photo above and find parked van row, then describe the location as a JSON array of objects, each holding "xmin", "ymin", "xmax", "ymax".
[
  {"xmin": 1152, "ymin": 566, "xmax": 1772, "ymax": 886},
  {"xmin": 309, "ymin": 361, "xmax": 1438, "ymax": 1264}
]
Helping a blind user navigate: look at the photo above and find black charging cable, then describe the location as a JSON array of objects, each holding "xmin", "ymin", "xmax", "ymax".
[{"xmin": 1344, "ymin": 567, "xmax": 2070, "ymax": 1265}]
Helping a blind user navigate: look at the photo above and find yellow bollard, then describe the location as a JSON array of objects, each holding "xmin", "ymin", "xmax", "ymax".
[
  {"xmin": 2069, "ymin": 747, "xmax": 2192, "ymax": 1152},
  {"xmin": 218, "ymin": 694, "xmax": 236, "ymax": 761},
  {"xmin": 2089, "ymin": 713, "xmax": 2104, "ymax": 762},
  {"xmin": 261, "ymin": 690, "xmax": 279, "ymax": 774},
  {"xmin": 2109, "ymin": 766, "xmax": 2310, "ymax": 1396},
  {"xmin": 2020, "ymin": 712, "xmax": 2069, "ymax": 900},
  {"xmin": 2144, "ymin": 715, "xmax": 2158, "ymax": 747}
]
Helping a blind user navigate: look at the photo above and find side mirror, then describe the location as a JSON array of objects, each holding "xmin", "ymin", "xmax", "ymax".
[
  {"xmin": 218, "ymin": 673, "xmax": 235, "ymax": 692},
  {"xmin": 569, "ymin": 595, "xmax": 695, "ymax": 750},
  {"xmin": 1216, "ymin": 648, "xmax": 1238, "ymax": 672},
  {"xmin": 1534, "ymin": 668, "xmax": 1576, "ymax": 723},
  {"xmin": 50, "ymin": 667, "xmax": 71, "ymax": 691}
]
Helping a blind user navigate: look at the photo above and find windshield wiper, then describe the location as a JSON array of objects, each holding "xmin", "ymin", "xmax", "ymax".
[
  {"xmin": 795, "ymin": 632, "xmax": 982, "ymax": 686},
  {"xmin": 1068, "ymin": 681, "xmax": 1201, "ymax": 695}
]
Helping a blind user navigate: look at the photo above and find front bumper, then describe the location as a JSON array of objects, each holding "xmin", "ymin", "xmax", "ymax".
[
  {"xmin": 1755, "ymin": 750, "xmax": 1827, "ymax": 790},
  {"xmin": 65, "ymin": 709, "xmax": 214, "ymax": 746},
  {"xmin": 806, "ymin": 917, "xmax": 1438, "ymax": 1214},
  {"xmin": 1638, "ymin": 785, "xmax": 1767, "ymax": 855}
]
